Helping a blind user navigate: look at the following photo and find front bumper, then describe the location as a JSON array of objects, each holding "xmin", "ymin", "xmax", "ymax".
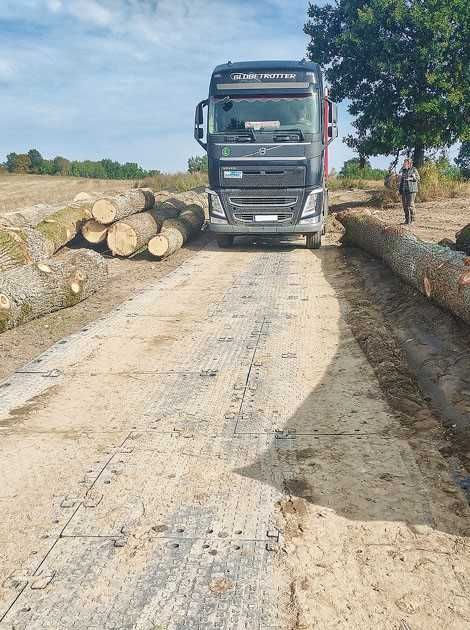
[
  {"xmin": 208, "ymin": 186, "xmax": 325, "ymax": 235},
  {"xmin": 209, "ymin": 222, "xmax": 321, "ymax": 235}
]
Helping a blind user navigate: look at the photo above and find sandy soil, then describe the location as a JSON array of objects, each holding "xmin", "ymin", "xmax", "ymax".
[
  {"xmin": 1, "ymin": 235, "xmax": 469, "ymax": 629},
  {"xmin": 0, "ymin": 188, "xmax": 469, "ymax": 628},
  {"xmin": 0, "ymin": 174, "xmax": 133, "ymax": 212}
]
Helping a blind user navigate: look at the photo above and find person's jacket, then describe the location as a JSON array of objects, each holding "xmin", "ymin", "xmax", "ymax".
[{"xmin": 399, "ymin": 167, "xmax": 420, "ymax": 193}]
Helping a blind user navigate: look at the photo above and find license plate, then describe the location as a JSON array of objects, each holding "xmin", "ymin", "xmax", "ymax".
[
  {"xmin": 255, "ymin": 215, "xmax": 277, "ymax": 222},
  {"xmin": 223, "ymin": 170, "xmax": 243, "ymax": 179}
]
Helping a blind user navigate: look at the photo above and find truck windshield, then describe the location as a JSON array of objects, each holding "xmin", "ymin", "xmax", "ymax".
[{"xmin": 209, "ymin": 94, "xmax": 320, "ymax": 134}]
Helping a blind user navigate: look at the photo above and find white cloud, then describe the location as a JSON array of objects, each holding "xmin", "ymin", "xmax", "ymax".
[
  {"xmin": 0, "ymin": 59, "xmax": 15, "ymax": 81},
  {"xmin": 1, "ymin": 0, "xmax": 370, "ymax": 171},
  {"xmin": 46, "ymin": 0, "xmax": 62, "ymax": 12}
]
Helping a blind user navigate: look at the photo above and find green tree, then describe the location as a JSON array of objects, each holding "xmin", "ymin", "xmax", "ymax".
[
  {"xmin": 14, "ymin": 154, "xmax": 32, "ymax": 173},
  {"xmin": 5, "ymin": 153, "xmax": 18, "ymax": 172},
  {"xmin": 28, "ymin": 149, "xmax": 43, "ymax": 173},
  {"xmin": 188, "ymin": 155, "xmax": 208, "ymax": 173},
  {"xmin": 53, "ymin": 156, "xmax": 71, "ymax": 176},
  {"xmin": 456, "ymin": 142, "xmax": 470, "ymax": 179},
  {"xmin": 305, "ymin": 0, "xmax": 470, "ymax": 166}
]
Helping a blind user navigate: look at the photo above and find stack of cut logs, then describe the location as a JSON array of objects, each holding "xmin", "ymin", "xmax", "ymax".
[
  {"xmin": 82, "ymin": 188, "xmax": 207, "ymax": 259},
  {"xmin": 0, "ymin": 188, "xmax": 207, "ymax": 333}
]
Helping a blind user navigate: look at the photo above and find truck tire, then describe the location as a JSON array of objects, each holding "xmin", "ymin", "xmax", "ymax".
[
  {"xmin": 216, "ymin": 236, "xmax": 234, "ymax": 248},
  {"xmin": 306, "ymin": 233, "xmax": 321, "ymax": 250}
]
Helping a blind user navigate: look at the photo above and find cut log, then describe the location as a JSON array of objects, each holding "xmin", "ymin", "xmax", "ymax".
[
  {"xmin": 0, "ymin": 202, "xmax": 92, "ymax": 272},
  {"xmin": 82, "ymin": 220, "xmax": 109, "ymax": 244},
  {"xmin": 148, "ymin": 205, "xmax": 205, "ymax": 259},
  {"xmin": 456, "ymin": 224, "xmax": 470, "ymax": 255},
  {"xmin": 337, "ymin": 210, "xmax": 470, "ymax": 326},
  {"xmin": 92, "ymin": 189, "xmax": 155, "ymax": 224},
  {"xmin": 148, "ymin": 229, "xmax": 184, "ymax": 258},
  {"xmin": 106, "ymin": 207, "xmax": 180, "ymax": 256},
  {"xmin": 107, "ymin": 212, "xmax": 160, "ymax": 257},
  {"xmin": 0, "ymin": 249, "xmax": 107, "ymax": 333}
]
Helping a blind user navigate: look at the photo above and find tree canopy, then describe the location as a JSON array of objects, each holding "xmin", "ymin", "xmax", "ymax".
[
  {"xmin": 305, "ymin": 0, "xmax": 470, "ymax": 166},
  {"xmin": 2, "ymin": 150, "xmax": 152, "ymax": 180}
]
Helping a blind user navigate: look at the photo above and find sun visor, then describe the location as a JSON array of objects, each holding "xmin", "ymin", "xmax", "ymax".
[{"xmin": 212, "ymin": 70, "xmax": 316, "ymax": 95}]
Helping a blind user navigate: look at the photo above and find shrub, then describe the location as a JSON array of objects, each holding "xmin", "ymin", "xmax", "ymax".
[
  {"xmin": 339, "ymin": 158, "xmax": 387, "ymax": 181},
  {"xmin": 141, "ymin": 171, "xmax": 208, "ymax": 192}
]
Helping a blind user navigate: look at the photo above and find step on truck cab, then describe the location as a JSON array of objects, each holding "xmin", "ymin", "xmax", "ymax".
[{"xmin": 194, "ymin": 59, "xmax": 337, "ymax": 249}]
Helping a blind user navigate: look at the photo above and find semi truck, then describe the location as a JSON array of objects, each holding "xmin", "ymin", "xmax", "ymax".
[{"xmin": 194, "ymin": 59, "xmax": 338, "ymax": 249}]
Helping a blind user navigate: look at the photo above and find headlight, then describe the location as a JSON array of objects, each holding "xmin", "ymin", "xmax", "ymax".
[
  {"xmin": 207, "ymin": 189, "xmax": 226, "ymax": 220},
  {"xmin": 299, "ymin": 214, "xmax": 321, "ymax": 225},
  {"xmin": 301, "ymin": 187, "xmax": 323, "ymax": 219}
]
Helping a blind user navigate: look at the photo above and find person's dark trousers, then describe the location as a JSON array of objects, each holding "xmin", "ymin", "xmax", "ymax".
[{"xmin": 401, "ymin": 192, "xmax": 417, "ymax": 224}]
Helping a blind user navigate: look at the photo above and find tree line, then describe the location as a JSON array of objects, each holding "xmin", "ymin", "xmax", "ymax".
[
  {"xmin": 2, "ymin": 149, "xmax": 156, "ymax": 180},
  {"xmin": 305, "ymin": 0, "xmax": 470, "ymax": 171}
]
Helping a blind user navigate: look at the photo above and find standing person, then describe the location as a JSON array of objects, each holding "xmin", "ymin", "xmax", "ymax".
[{"xmin": 398, "ymin": 158, "xmax": 421, "ymax": 224}]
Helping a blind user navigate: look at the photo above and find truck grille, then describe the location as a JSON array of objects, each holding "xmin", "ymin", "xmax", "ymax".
[
  {"xmin": 229, "ymin": 196, "xmax": 297, "ymax": 208},
  {"xmin": 233, "ymin": 212, "xmax": 294, "ymax": 224}
]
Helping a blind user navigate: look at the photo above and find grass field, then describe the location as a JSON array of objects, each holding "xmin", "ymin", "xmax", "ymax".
[{"xmin": 0, "ymin": 174, "xmax": 133, "ymax": 213}]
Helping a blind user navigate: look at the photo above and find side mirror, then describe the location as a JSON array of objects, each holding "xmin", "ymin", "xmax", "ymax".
[{"xmin": 194, "ymin": 99, "xmax": 208, "ymax": 150}]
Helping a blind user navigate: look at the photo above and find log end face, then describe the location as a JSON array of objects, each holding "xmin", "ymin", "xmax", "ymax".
[
  {"xmin": 0, "ymin": 293, "xmax": 11, "ymax": 311},
  {"xmin": 92, "ymin": 199, "xmax": 117, "ymax": 225},
  {"xmin": 107, "ymin": 223, "xmax": 137, "ymax": 257}
]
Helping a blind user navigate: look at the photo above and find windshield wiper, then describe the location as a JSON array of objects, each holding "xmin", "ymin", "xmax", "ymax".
[
  {"xmin": 224, "ymin": 128, "xmax": 256, "ymax": 142},
  {"xmin": 277, "ymin": 128, "xmax": 305, "ymax": 141}
]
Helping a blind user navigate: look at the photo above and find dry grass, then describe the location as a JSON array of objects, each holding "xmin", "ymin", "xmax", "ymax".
[
  {"xmin": 0, "ymin": 173, "xmax": 133, "ymax": 213},
  {"xmin": 328, "ymin": 177, "xmax": 384, "ymax": 192},
  {"xmin": 140, "ymin": 171, "xmax": 208, "ymax": 193},
  {"xmin": 372, "ymin": 163, "xmax": 470, "ymax": 208}
]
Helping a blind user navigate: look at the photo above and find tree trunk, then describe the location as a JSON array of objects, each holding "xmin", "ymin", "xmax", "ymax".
[
  {"xmin": 148, "ymin": 229, "xmax": 184, "ymax": 259},
  {"xmin": 107, "ymin": 212, "xmax": 160, "ymax": 256},
  {"xmin": 147, "ymin": 205, "xmax": 205, "ymax": 259},
  {"xmin": 0, "ymin": 249, "xmax": 108, "ymax": 333},
  {"xmin": 359, "ymin": 154, "xmax": 367, "ymax": 169},
  {"xmin": 337, "ymin": 210, "xmax": 470, "ymax": 325},
  {"xmin": 413, "ymin": 144, "xmax": 425, "ymax": 168},
  {"xmin": 92, "ymin": 189, "xmax": 155, "ymax": 224},
  {"xmin": 82, "ymin": 220, "xmax": 109, "ymax": 245},
  {"xmin": 0, "ymin": 202, "xmax": 92, "ymax": 272}
]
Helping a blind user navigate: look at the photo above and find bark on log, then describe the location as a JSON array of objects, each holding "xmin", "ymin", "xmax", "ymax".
[
  {"xmin": 92, "ymin": 189, "xmax": 155, "ymax": 224},
  {"xmin": 0, "ymin": 202, "xmax": 92, "ymax": 272},
  {"xmin": 82, "ymin": 220, "xmax": 109, "ymax": 244},
  {"xmin": 456, "ymin": 224, "xmax": 470, "ymax": 255},
  {"xmin": 337, "ymin": 210, "xmax": 470, "ymax": 325},
  {"xmin": 106, "ymin": 207, "xmax": 180, "ymax": 256},
  {"xmin": 0, "ymin": 249, "xmax": 108, "ymax": 333}
]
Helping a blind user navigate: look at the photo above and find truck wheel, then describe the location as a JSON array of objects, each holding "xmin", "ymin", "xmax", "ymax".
[
  {"xmin": 306, "ymin": 233, "xmax": 322, "ymax": 250},
  {"xmin": 216, "ymin": 236, "xmax": 234, "ymax": 248}
]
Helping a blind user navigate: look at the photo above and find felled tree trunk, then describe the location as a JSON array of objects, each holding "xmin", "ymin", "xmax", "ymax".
[
  {"xmin": 0, "ymin": 249, "xmax": 107, "ymax": 333},
  {"xmin": 106, "ymin": 207, "xmax": 180, "ymax": 256},
  {"xmin": 92, "ymin": 189, "xmax": 155, "ymax": 224},
  {"xmin": 337, "ymin": 210, "xmax": 470, "ymax": 325},
  {"xmin": 148, "ymin": 205, "xmax": 205, "ymax": 259},
  {"xmin": 0, "ymin": 202, "xmax": 92, "ymax": 272}
]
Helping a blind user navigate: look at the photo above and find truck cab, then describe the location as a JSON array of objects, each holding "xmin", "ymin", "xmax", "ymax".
[{"xmin": 194, "ymin": 60, "xmax": 337, "ymax": 249}]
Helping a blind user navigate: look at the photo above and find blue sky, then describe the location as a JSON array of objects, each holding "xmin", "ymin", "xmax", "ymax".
[{"xmin": 0, "ymin": 0, "xmax": 385, "ymax": 173}]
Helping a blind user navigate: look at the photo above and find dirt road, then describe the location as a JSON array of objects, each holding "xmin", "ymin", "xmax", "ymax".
[{"xmin": 1, "ymin": 236, "xmax": 469, "ymax": 629}]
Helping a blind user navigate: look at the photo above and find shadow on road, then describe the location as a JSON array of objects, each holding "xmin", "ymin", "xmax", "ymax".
[{"xmin": 230, "ymin": 238, "xmax": 469, "ymax": 538}]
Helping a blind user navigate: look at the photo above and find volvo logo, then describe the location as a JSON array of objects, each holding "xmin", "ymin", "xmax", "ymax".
[{"xmin": 258, "ymin": 147, "xmax": 267, "ymax": 156}]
